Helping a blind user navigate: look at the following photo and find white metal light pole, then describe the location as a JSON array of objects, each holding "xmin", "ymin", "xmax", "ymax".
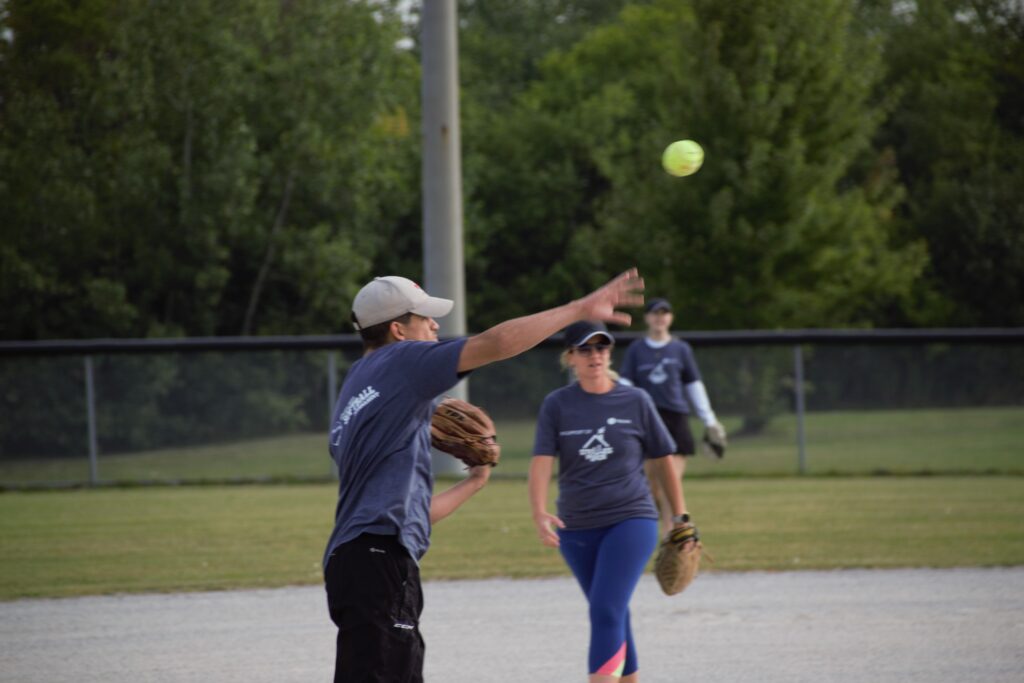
[{"xmin": 421, "ymin": 0, "xmax": 466, "ymax": 474}]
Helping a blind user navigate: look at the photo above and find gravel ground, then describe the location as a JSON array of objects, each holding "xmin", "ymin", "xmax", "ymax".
[{"xmin": 1, "ymin": 567, "xmax": 1022, "ymax": 682}]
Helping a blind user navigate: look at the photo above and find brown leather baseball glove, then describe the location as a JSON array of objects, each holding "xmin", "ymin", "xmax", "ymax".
[
  {"xmin": 654, "ymin": 522, "xmax": 703, "ymax": 596},
  {"xmin": 430, "ymin": 397, "xmax": 501, "ymax": 468}
]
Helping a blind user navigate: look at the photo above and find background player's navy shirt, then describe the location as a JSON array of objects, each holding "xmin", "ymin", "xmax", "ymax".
[
  {"xmin": 532, "ymin": 382, "xmax": 676, "ymax": 530},
  {"xmin": 323, "ymin": 337, "xmax": 467, "ymax": 566},
  {"xmin": 619, "ymin": 337, "xmax": 702, "ymax": 414}
]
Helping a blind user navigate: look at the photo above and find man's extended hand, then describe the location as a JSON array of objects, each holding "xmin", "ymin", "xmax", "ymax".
[{"xmin": 576, "ymin": 268, "xmax": 645, "ymax": 326}]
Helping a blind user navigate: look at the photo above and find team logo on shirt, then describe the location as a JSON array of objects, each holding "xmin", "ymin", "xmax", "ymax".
[
  {"xmin": 575, "ymin": 418, "xmax": 632, "ymax": 462},
  {"xmin": 561, "ymin": 417, "xmax": 630, "ymax": 464},
  {"xmin": 580, "ymin": 427, "xmax": 613, "ymax": 462},
  {"xmin": 648, "ymin": 359, "xmax": 669, "ymax": 385},
  {"xmin": 329, "ymin": 385, "xmax": 380, "ymax": 446}
]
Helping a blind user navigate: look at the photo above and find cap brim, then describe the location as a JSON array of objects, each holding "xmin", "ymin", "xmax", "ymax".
[
  {"xmin": 410, "ymin": 296, "xmax": 454, "ymax": 320},
  {"xmin": 572, "ymin": 331, "xmax": 613, "ymax": 347}
]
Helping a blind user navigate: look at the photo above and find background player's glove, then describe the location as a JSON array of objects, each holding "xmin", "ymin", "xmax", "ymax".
[
  {"xmin": 654, "ymin": 522, "xmax": 703, "ymax": 596},
  {"xmin": 430, "ymin": 397, "xmax": 501, "ymax": 468},
  {"xmin": 702, "ymin": 421, "xmax": 727, "ymax": 459}
]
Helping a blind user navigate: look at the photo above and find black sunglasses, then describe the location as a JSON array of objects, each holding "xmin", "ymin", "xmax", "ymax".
[{"xmin": 573, "ymin": 342, "xmax": 612, "ymax": 356}]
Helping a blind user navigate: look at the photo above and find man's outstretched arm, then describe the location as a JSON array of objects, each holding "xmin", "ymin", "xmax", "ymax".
[{"xmin": 457, "ymin": 269, "xmax": 644, "ymax": 373}]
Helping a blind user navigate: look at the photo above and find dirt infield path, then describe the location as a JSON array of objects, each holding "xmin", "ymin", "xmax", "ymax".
[{"xmin": 2, "ymin": 567, "xmax": 1022, "ymax": 682}]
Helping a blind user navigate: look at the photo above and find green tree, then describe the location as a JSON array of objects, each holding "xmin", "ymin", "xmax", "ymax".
[
  {"xmin": 219, "ymin": 1, "xmax": 420, "ymax": 335},
  {"xmin": 0, "ymin": 0, "xmax": 419, "ymax": 340},
  {"xmin": 463, "ymin": 0, "xmax": 927, "ymax": 330},
  {"xmin": 0, "ymin": 0, "xmax": 137, "ymax": 339},
  {"xmin": 456, "ymin": 0, "xmax": 636, "ymax": 328},
  {"xmin": 457, "ymin": 0, "xmax": 635, "ymax": 111},
  {"xmin": 869, "ymin": 0, "xmax": 1024, "ymax": 326}
]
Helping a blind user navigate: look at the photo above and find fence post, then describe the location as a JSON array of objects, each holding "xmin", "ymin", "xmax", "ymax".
[
  {"xmin": 327, "ymin": 351, "xmax": 339, "ymax": 479},
  {"xmin": 793, "ymin": 344, "xmax": 807, "ymax": 475},
  {"xmin": 84, "ymin": 355, "xmax": 99, "ymax": 484},
  {"xmin": 327, "ymin": 351, "xmax": 337, "ymax": 423}
]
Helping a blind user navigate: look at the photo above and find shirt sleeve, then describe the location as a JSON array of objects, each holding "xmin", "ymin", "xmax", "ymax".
[
  {"xmin": 532, "ymin": 393, "xmax": 560, "ymax": 456},
  {"xmin": 640, "ymin": 390, "xmax": 677, "ymax": 458},
  {"xmin": 677, "ymin": 340, "xmax": 702, "ymax": 384},
  {"xmin": 685, "ymin": 380, "xmax": 717, "ymax": 426},
  {"xmin": 401, "ymin": 337, "xmax": 469, "ymax": 400}
]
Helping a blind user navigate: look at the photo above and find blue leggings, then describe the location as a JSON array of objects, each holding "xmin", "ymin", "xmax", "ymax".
[{"xmin": 559, "ymin": 518, "xmax": 659, "ymax": 677}]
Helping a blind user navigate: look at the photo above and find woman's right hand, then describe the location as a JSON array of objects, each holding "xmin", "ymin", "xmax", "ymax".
[{"xmin": 532, "ymin": 511, "xmax": 565, "ymax": 548}]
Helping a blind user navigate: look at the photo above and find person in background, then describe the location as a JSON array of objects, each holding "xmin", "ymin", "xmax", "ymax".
[
  {"xmin": 530, "ymin": 320, "xmax": 694, "ymax": 682},
  {"xmin": 619, "ymin": 297, "xmax": 726, "ymax": 534}
]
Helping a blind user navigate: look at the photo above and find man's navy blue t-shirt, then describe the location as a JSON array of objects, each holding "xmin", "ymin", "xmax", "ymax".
[
  {"xmin": 323, "ymin": 337, "xmax": 467, "ymax": 566},
  {"xmin": 533, "ymin": 382, "xmax": 676, "ymax": 530}
]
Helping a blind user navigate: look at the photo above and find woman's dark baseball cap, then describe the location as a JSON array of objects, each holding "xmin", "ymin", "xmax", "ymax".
[
  {"xmin": 563, "ymin": 321, "xmax": 614, "ymax": 348},
  {"xmin": 645, "ymin": 297, "xmax": 672, "ymax": 313}
]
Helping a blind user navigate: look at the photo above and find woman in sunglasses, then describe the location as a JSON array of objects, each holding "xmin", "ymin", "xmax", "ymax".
[{"xmin": 529, "ymin": 320, "xmax": 692, "ymax": 683}]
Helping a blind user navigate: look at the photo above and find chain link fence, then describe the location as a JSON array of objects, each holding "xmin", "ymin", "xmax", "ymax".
[{"xmin": 1, "ymin": 330, "xmax": 1022, "ymax": 487}]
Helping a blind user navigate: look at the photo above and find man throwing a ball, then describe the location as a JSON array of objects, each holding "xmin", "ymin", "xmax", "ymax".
[{"xmin": 323, "ymin": 269, "xmax": 645, "ymax": 682}]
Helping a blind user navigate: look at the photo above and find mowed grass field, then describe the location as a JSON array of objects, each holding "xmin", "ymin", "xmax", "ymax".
[
  {"xmin": 1, "ymin": 406, "xmax": 1022, "ymax": 484},
  {"xmin": 1, "ymin": 476, "xmax": 1022, "ymax": 600}
]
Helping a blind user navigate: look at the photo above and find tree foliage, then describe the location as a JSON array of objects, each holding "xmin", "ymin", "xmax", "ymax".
[
  {"xmin": 1, "ymin": 0, "xmax": 1021, "ymax": 341},
  {"xmin": 3, "ymin": 0, "xmax": 1022, "ymax": 454},
  {"xmin": 0, "ymin": 0, "xmax": 418, "ymax": 339},
  {"xmin": 462, "ymin": 0, "xmax": 928, "ymax": 330},
  {"xmin": 867, "ymin": 0, "xmax": 1024, "ymax": 326}
]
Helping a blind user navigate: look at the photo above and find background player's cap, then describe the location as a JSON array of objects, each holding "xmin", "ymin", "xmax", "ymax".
[
  {"xmin": 563, "ymin": 320, "xmax": 614, "ymax": 348},
  {"xmin": 645, "ymin": 297, "xmax": 672, "ymax": 313},
  {"xmin": 351, "ymin": 276, "xmax": 454, "ymax": 330}
]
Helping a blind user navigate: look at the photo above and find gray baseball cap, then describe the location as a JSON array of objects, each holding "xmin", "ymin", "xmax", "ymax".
[
  {"xmin": 563, "ymin": 320, "xmax": 614, "ymax": 347},
  {"xmin": 351, "ymin": 276, "xmax": 453, "ymax": 330}
]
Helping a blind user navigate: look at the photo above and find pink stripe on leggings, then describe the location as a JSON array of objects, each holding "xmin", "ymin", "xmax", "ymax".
[{"xmin": 595, "ymin": 642, "xmax": 627, "ymax": 677}]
